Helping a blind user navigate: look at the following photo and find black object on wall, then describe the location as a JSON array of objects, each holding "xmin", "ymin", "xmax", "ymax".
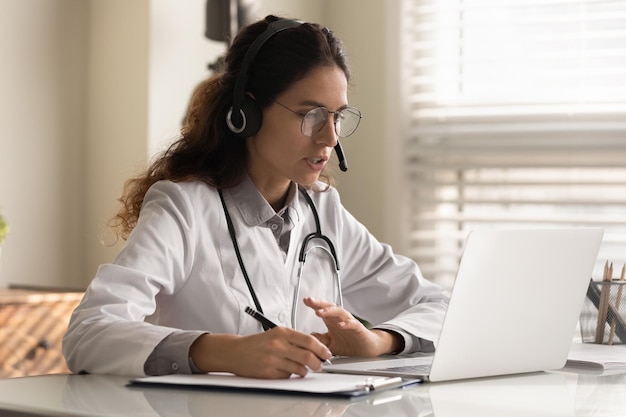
[
  {"xmin": 205, "ymin": 0, "xmax": 259, "ymax": 43},
  {"xmin": 205, "ymin": 0, "xmax": 259, "ymax": 73}
]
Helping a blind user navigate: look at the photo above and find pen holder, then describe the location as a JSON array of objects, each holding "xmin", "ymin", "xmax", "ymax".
[{"xmin": 579, "ymin": 280, "xmax": 626, "ymax": 345}]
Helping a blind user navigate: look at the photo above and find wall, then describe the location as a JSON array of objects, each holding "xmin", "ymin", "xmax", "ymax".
[
  {"xmin": 0, "ymin": 0, "xmax": 88, "ymax": 289},
  {"xmin": 147, "ymin": 0, "xmax": 225, "ymax": 156},
  {"xmin": 84, "ymin": 0, "xmax": 151, "ymax": 278},
  {"xmin": 84, "ymin": 0, "xmax": 223, "ymax": 276},
  {"xmin": 327, "ymin": 0, "xmax": 389, "ymax": 241},
  {"xmin": 0, "ymin": 0, "xmax": 399, "ymax": 289}
]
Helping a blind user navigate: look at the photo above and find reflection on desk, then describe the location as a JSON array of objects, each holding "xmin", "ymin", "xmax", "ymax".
[{"xmin": 0, "ymin": 369, "xmax": 624, "ymax": 417}]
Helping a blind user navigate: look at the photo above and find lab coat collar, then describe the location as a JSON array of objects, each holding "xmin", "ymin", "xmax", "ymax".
[{"xmin": 228, "ymin": 174, "xmax": 302, "ymax": 227}]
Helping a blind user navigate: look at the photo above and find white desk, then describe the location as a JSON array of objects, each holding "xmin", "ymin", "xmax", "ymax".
[{"xmin": 0, "ymin": 368, "xmax": 624, "ymax": 417}]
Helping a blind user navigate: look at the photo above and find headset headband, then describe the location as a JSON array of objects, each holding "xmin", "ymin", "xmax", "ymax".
[{"xmin": 228, "ymin": 19, "xmax": 303, "ymax": 130}]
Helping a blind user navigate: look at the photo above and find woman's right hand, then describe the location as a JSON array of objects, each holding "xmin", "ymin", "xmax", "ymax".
[{"xmin": 189, "ymin": 328, "xmax": 333, "ymax": 379}]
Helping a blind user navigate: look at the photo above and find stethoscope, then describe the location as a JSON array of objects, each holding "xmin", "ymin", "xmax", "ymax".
[{"xmin": 218, "ymin": 187, "xmax": 343, "ymax": 331}]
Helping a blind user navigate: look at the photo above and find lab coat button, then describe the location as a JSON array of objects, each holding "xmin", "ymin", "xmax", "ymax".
[
  {"xmin": 171, "ymin": 362, "xmax": 179, "ymax": 371},
  {"xmin": 278, "ymin": 311, "xmax": 288, "ymax": 323},
  {"xmin": 270, "ymin": 223, "xmax": 279, "ymax": 231}
]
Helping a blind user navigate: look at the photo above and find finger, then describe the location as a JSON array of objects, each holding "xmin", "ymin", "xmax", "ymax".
[
  {"xmin": 253, "ymin": 365, "xmax": 298, "ymax": 379},
  {"xmin": 242, "ymin": 347, "xmax": 302, "ymax": 379},
  {"xmin": 312, "ymin": 305, "xmax": 351, "ymax": 321},
  {"xmin": 234, "ymin": 330, "xmax": 329, "ymax": 379},
  {"xmin": 270, "ymin": 343, "xmax": 326, "ymax": 375},
  {"xmin": 254, "ymin": 341, "xmax": 314, "ymax": 377},
  {"xmin": 316, "ymin": 309, "xmax": 363, "ymax": 331},
  {"xmin": 277, "ymin": 357, "xmax": 311, "ymax": 377},
  {"xmin": 286, "ymin": 333, "xmax": 332, "ymax": 364},
  {"xmin": 290, "ymin": 349, "xmax": 325, "ymax": 373},
  {"xmin": 304, "ymin": 301, "xmax": 349, "ymax": 323},
  {"xmin": 258, "ymin": 358, "xmax": 310, "ymax": 379},
  {"xmin": 273, "ymin": 328, "xmax": 332, "ymax": 371},
  {"xmin": 303, "ymin": 297, "xmax": 335, "ymax": 310}
]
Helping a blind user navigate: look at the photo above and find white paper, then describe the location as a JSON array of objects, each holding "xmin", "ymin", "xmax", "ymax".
[
  {"xmin": 566, "ymin": 342, "xmax": 626, "ymax": 370},
  {"xmin": 132, "ymin": 372, "xmax": 401, "ymax": 395}
]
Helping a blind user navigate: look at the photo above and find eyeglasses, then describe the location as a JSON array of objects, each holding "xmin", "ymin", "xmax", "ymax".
[{"xmin": 274, "ymin": 101, "xmax": 362, "ymax": 138}]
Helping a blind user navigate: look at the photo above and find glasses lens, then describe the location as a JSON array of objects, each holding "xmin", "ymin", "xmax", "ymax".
[
  {"xmin": 301, "ymin": 108, "xmax": 328, "ymax": 137},
  {"xmin": 300, "ymin": 107, "xmax": 362, "ymax": 137},
  {"xmin": 336, "ymin": 107, "xmax": 362, "ymax": 138}
]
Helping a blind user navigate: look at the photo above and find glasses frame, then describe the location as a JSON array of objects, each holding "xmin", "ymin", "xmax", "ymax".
[{"xmin": 273, "ymin": 100, "xmax": 362, "ymax": 138}]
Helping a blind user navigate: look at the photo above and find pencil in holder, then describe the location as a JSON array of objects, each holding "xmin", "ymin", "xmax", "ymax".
[{"xmin": 579, "ymin": 280, "xmax": 626, "ymax": 345}]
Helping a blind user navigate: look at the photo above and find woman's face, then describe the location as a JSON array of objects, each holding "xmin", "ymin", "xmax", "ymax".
[{"xmin": 246, "ymin": 65, "xmax": 348, "ymax": 194}]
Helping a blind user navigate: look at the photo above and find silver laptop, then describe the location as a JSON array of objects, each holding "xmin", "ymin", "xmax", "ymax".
[{"xmin": 323, "ymin": 228, "xmax": 603, "ymax": 382}]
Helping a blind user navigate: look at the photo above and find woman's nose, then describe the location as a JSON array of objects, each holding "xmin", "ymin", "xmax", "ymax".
[{"xmin": 314, "ymin": 116, "xmax": 338, "ymax": 147}]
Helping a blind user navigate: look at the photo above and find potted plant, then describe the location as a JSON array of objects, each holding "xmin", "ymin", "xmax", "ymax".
[
  {"xmin": 0, "ymin": 211, "xmax": 7, "ymax": 277},
  {"xmin": 0, "ymin": 211, "xmax": 7, "ymax": 245}
]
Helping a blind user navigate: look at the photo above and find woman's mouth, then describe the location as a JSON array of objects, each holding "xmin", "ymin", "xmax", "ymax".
[{"xmin": 305, "ymin": 156, "xmax": 327, "ymax": 171}]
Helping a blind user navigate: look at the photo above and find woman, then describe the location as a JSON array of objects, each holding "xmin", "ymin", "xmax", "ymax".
[{"xmin": 63, "ymin": 15, "xmax": 448, "ymax": 379}]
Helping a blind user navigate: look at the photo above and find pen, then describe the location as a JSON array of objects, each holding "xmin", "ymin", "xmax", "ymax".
[
  {"xmin": 244, "ymin": 306, "xmax": 332, "ymax": 366},
  {"xmin": 608, "ymin": 265, "xmax": 626, "ymax": 345},
  {"xmin": 357, "ymin": 376, "xmax": 404, "ymax": 392},
  {"xmin": 595, "ymin": 261, "xmax": 612, "ymax": 343},
  {"xmin": 245, "ymin": 306, "xmax": 278, "ymax": 330}
]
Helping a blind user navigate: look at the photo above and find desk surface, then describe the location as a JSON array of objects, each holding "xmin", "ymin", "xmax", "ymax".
[{"xmin": 0, "ymin": 367, "xmax": 625, "ymax": 417}]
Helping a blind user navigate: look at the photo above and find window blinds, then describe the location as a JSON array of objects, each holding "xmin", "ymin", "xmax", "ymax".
[{"xmin": 402, "ymin": 0, "xmax": 626, "ymax": 288}]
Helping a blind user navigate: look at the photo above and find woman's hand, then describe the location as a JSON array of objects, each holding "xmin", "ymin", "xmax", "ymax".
[
  {"xmin": 189, "ymin": 327, "xmax": 333, "ymax": 379},
  {"xmin": 303, "ymin": 297, "xmax": 404, "ymax": 357}
]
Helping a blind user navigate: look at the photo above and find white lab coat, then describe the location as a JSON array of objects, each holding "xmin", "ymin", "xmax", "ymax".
[{"xmin": 63, "ymin": 180, "xmax": 449, "ymax": 376}]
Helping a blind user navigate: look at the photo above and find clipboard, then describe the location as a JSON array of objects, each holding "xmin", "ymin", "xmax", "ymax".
[{"xmin": 129, "ymin": 372, "xmax": 415, "ymax": 398}]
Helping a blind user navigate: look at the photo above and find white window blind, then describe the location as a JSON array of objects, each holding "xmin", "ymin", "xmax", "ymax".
[{"xmin": 401, "ymin": 0, "xmax": 626, "ymax": 288}]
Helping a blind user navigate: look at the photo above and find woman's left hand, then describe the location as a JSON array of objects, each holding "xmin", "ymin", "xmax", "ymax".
[{"xmin": 303, "ymin": 297, "xmax": 403, "ymax": 357}]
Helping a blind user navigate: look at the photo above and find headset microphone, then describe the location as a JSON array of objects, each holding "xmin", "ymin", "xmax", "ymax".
[{"xmin": 334, "ymin": 141, "xmax": 348, "ymax": 172}]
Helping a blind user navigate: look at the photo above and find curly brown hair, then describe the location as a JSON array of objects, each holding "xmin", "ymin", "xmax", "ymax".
[{"xmin": 110, "ymin": 15, "xmax": 350, "ymax": 240}]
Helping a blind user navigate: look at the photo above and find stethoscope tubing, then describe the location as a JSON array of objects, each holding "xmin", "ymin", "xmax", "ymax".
[
  {"xmin": 292, "ymin": 242, "xmax": 343, "ymax": 330},
  {"xmin": 219, "ymin": 186, "xmax": 343, "ymax": 331}
]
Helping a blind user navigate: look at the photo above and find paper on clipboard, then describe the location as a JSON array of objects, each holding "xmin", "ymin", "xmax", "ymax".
[
  {"xmin": 130, "ymin": 372, "xmax": 411, "ymax": 398},
  {"xmin": 565, "ymin": 342, "xmax": 626, "ymax": 371}
]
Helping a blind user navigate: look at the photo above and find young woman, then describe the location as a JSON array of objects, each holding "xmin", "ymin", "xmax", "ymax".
[{"xmin": 63, "ymin": 15, "xmax": 449, "ymax": 379}]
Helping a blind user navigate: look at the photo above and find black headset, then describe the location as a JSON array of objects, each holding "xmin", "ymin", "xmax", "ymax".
[
  {"xmin": 226, "ymin": 19, "xmax": 302, "ymax": 138},
  {"xmin": 225, "ymin": 18, "xmax": 349, "ymax": 172}
]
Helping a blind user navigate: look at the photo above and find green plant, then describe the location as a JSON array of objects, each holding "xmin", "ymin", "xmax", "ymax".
[{"xmin": 0, "ymin": 212, "xmax": 8, "ymax": 245}]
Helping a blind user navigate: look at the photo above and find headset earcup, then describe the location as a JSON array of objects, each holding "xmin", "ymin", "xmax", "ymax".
[
  {"xmin": 233, "ymin": 95, "xmax": 262, "ymax": 139},
  {"xmin": 227, "ymin": 19, "xmax": 303, "ymax": 139}
]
